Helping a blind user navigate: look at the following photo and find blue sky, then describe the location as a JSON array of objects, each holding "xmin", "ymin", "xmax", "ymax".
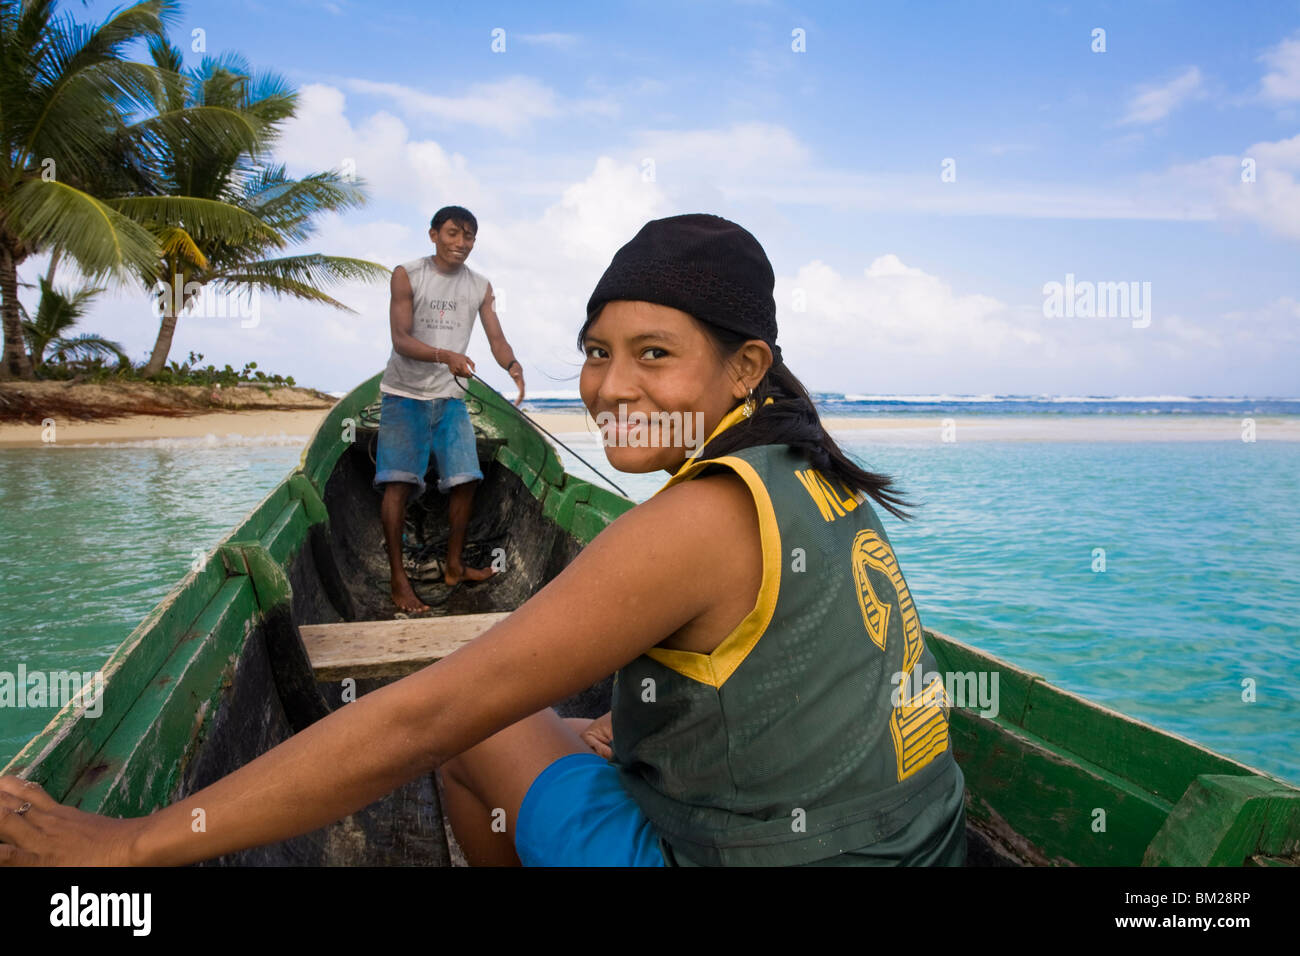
[{"xmin": 37, "ymin": 0, "xmax": 1300, "ymax": 396}]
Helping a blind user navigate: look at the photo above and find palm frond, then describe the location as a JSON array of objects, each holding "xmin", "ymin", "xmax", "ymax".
[
  {"xmin": 6, "ymin": 178, "xmax": 160, "ymax": 279},
  {"xmin": 38, "ymin": 3, "xmax": 162, "ymax": 82},
  {"xmin": 211, "ymin": 253, "xmax": 390, "ymax": 291},
  {"xmin": 197, "ymin": 51, "xmax": 253, "ymax": 83},
  {"xmin": 147, "ymin": 35, "xmax": 184, "ymax": 75},
  {"xmin": 49, "ymin": 332, "xmax": 128, "ymax": 365},
  {"xmin": 21, "ymin": 274, "xmax": 108, "ymax": 365},
  {"xmin": 239, "ymin": 169, "xmax": 369, "ymax": 243},
  {"xmin": 19, "ymin": 60, "xmax": 162, "ymax": 177},
  {"xmin": 124, "ymin": 103, "xmax": 269, "ymax": 161},
  {"xmin": 157, "ymin": 226, "xmax": 208, "ymax": 269},
  {"xmin": 240, "ymin": 71, "xmax": 296, "ymax": 121},
  {"xmin": 18, "ymin": 0, "xmax": 170, "ymax": 169},
  {"xmin": 109, "ymin": 194, "xmax": 275, "ymax": 244},
  {"xmin": 208, "ymin": 273, "xmax": 356, "ymax": 311},
  {"xmin": 42, "ymin": 276, "xmax": 105, "ymax": 316},
  {"xmin": 74, "ymin": 1, "xmax": 167, "ymax": 61}
]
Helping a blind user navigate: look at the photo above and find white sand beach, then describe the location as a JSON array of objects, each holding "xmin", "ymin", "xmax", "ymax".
[
  {"xmin": 2, "ymin": 409, "xmax": 1296, "ymax": 449},
  {"xmin": 0, "ymin": 409, "xmax": 335, "ymax": 448}
]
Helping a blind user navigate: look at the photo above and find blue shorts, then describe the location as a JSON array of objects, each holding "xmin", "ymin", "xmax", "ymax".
[
  {"xmin": 515, "ymin": 753, "xmax": 666, "ymax": 867},
  {"xmin": 373, "ymin": 393, "xmax": 483, "ymax": 495}
]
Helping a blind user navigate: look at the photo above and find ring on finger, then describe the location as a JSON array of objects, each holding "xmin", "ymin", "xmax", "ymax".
[{"xmin": 15, "ymin": 801, "xmax": 32, "ymax": 816}]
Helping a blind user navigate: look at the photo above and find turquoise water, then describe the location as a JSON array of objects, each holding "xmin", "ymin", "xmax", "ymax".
[
  {"xmin": 0, "ymin": 441, "xmax": 307, "ymax": 766},
  {"xmin": 2, "ymin": 431, "xmax": 1298, "ymax": 787},
  {"xmin": 554, "ymin": 432, "xmax": 1300, "ymax": 786}
]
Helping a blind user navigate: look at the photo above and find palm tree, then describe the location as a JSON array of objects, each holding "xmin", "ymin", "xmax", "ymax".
[
  {"xmin": 0, "ymin": 0, "xmax": 265, "ymax": 379},
  {"xmin": 20, "ymin": 274, "xmax": 125, "ymax": 369},
  {"xmin": 128, "ymin": 42, "xmax": 388, "ymax": 377}
]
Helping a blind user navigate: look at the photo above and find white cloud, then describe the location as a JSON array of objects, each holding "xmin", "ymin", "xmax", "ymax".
[
  {"xmin": 632, "ymin": 122, "xmax": 811, "ymax": 181},
  {"xmin": 772, "ymin": 257, "xmax": 1050, "ymax": 391},
  {"xmin": 517, "ymin": 32, "xmax": 580, "ymax": 50},
  {"xmin": 138, "ymin": 148, "xmax": 673, "ymax": 391},
  {"xmin": 339, "ymin": 75, "xmax": 558, "ymax": 135},
  {"xmin": 1163, "ymin": 133, "xmax": 1300, "ymax": 241},
  {"xmin": 571, "ymin": 95, "xmax": 622, "ymax": 118},
  {"xmin": 332, "ymin": 73, "xmax": 620, "ymax": 134},
  {"xmin": 518, "ymin": 157, "xmax": 670, "ymax": 265},
  {"xmin": 1120, "ymin": 67, "xmax": 1205, "ymax": 125},
  {"xmin": 462, "ymin": 157, "xmax": 672, "ymax": 379},
  {"xmin": 768, "ymin": 257, "xmax": 1286, "ymax": 393},
  {"xmin": 1259, "ymin": 32, "xmax": 1300, "ymax": 103},
  {"xmin": 275, "ymin": 84, "xmax": 492, "ymax": 218},
  {"xmin": 1148, "ymin": 298, "xmax": 1300, "ymax": 366},
  {"xmin": 259, "ymin": 102, "xmax": 1207, "ymax": 230},
  {"xmin": 1220, "ymin": 296, "xmax": 1300, "ymax": 346},
  {"xmin": 623, "ymin": 121, "xmax": 1213, "ymax": 222},
  {"xmin": 44, "ymin": 83, "xmax": 1292, "ymax": 396}
]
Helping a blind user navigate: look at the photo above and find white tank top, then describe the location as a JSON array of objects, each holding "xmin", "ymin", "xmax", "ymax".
[{"xmin": 380, "ymin": 256, "xmax": 489, "ymax": 400}]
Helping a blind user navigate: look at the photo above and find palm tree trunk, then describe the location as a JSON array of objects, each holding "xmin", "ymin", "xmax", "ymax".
[
  {"xmin": 0, "ymin": 244, "xmax": 36, "ymax": 380},
  {"xmin": 45, "ymin": 247, "xmax": 62, "ymax": 286},
  {"xmin": 143, "ymin": 310, "xmax": 179, "ymax": 377}
]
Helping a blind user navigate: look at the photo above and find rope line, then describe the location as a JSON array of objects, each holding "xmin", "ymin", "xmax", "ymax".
[{"xmin": 455, "ymin": 371, "xmax": 629, "ymax": 498}]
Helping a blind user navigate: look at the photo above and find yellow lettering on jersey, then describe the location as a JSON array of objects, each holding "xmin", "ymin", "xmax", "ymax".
[
  {"xmin": 890, "ymin": 672, "xmax": 951, "ymax": 781},
  {"xmin": 851, "ymin": 529, "xmax": 951, "ymax": 781},
  {"xmin": 837, "ymin": 480, "xmax": 862, "ymax": 512},
  {"xmin": 794, "ymin": 468, "xmax": 840, "ymax": 520},
  {"xmin": 852, "ymin": 531, "xmax": 924, "ymax": 673},
  {"xmin": 815, "ymin": 471, "xmax": 853, "ymax": 515},
  {"xmin": 795, "ymin": 467, "xmax": 867, "ymax": 522},
  {"xmin": 814, "ymin": 471, "xmax": 846, "ymax": 517},
  {"xmin": 852, "ymin": 556, "xmax": 891, "ymax": 651}
]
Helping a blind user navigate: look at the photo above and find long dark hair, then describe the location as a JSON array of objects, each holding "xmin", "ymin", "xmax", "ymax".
[
  {"xmin": 577, "ymin": 315, "xmax": 914, "ymax": 521},
  {"xmin": 707, "ymin": 361, "xmax": 914, "ymax": 521}
]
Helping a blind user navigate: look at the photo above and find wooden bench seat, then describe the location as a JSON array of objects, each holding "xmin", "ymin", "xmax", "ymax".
[{"xmin": 300, "ymin": 611, "xmax": 512, "ymax": 681}]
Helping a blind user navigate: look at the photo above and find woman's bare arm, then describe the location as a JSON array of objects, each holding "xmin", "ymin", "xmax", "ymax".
[{"xmin": 0, "ymin": 473, "xmax": 757, "ymax": 866}]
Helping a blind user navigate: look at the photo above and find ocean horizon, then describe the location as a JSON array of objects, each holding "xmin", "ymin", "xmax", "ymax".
[
  {"xmin": 507, "ymin": 392, "xmax": 1300, "ymax": 418},
  {"xmin": 2, "ymin": 401, "xmax": 1297, "ymax": 783}
]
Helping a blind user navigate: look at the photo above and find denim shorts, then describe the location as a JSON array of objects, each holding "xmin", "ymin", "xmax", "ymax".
[
  {"xmin": 373, "ymin": 393, "xmax": 484, "ymax": 495},
  {"xmin": 514, "ymin": 752, "xmax": 666, "ymax": 867}
]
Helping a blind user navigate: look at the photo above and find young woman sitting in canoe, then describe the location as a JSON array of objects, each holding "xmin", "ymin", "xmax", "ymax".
[{"xmin": 0, "ymin": 214, "xmax": 966, "ymax": 867}]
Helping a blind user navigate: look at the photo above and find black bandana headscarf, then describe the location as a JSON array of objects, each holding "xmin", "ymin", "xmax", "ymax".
[{"xmin": 583, "ymin": 213, "xmax": 783, "ymax": 365}]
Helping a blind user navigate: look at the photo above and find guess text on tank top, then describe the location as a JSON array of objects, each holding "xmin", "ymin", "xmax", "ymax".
[
  {"xmin": 416, "ymin": 299, "xmax": 462, "ymax": 332},
  {"xmin": 381, "ymin": 257, "xmax": 485, "ymax": 400}
]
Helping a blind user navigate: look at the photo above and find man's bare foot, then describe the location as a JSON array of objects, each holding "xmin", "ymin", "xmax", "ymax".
[
  {"xmin": 391, "ymin": 578, "xmax": 431, "ymax": 613},
  {"xmin": 443, "ymin": 562, "xmax": 498, "ymax": 586}
]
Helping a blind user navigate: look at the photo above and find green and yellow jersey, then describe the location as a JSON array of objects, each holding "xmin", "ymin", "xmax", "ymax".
[{"xmin": 610, "ymin": 403, "xmax": 966, "ymax": 866}]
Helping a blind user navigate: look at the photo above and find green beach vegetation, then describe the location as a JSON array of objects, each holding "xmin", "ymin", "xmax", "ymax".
[
  {"xmin": 28, "ymin": 348, "xmax": 298, "ymax": 389},
  {"xmin": 0, "ymin": 0, "xmax": 386, "ymax": 387},
  {"xmin": 20, "ymin": 276, "xmax": 122, "ymax": 372}
]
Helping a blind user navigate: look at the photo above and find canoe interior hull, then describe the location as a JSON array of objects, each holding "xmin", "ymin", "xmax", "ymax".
[
  {"xmin": 175, "ymin": 426, "xmax": 611, "ymax": 865},
  {"xmin": 7, "ymin": 374, "xmax": 1296, "ymax": 867}
]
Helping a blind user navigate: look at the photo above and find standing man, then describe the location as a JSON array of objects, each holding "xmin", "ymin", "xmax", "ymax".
[{"xmin": 375, "ymin": 206, "xmax": 525, "ymax": 612}]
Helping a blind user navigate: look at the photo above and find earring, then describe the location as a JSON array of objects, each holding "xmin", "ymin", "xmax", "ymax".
[{"xmin": 741, "ymin": 389, "xmax": 756, "ymax": 418}]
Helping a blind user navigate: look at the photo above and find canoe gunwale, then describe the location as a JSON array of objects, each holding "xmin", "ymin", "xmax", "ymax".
[
  {"xmin": 927, "ymin": 627, "xmax": 1300, "ymax": 864},
  {"xmin": 5, "ymin": 372, "xmax": 1298, "ymax": 867}
]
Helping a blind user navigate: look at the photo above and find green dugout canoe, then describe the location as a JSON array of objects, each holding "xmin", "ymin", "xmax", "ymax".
[{"xmin": 4, "ymin": 373, "xmax": 1298, "ymax": 866}]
